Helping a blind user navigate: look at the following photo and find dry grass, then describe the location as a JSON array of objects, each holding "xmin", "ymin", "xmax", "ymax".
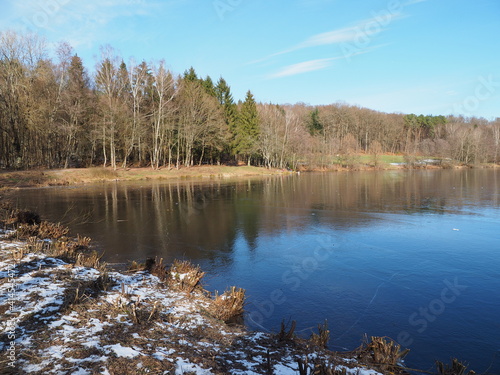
[
  {"xmin": 0, "ymin": 205, "xmax": 40, "ymax": 227},
  {"xmin": 9, "ymin": 221, "xmax": 69, "ymax": 240},
  {"xmin": 167, "ymin": 259, "xmax": 206, "ymax": 293},
  {"xmin": 278, "ymin": 319, "xmax": 297, "ymax": 342},
  {"xmin": 0, "ymin": 166, "xmax": 288, "ymax": 192},
  {"xmin": 88, "ymin": 167, "xmax": 119, "ymax": 180},
  {"xmin": 128, "ymin": 260, "xmax": 143, "ymax": 272},
  {"xmin": 309, "ymin": 320, "xmax": 330, "ymax": 349},
  {"xmin": 62, "ymin": 274, "xmax": 115, "ymax": 309},
  {"xmin": 15, "ymin": 223, "xmax": 106, "ymax": 272},
  {"xmin": 436, "ymin": 358, "xmax": 476, "ymax": 375},
  {"xmin": 150, "ymin": 257, "xmax": 168, "ymax": 281},
  {"xmin": 210, "ymin": 286, "xmax": 246, "ymax": 322},
  {"xmin": 356, "ymin": 336, "xmax": 410, "ymax": 372}
]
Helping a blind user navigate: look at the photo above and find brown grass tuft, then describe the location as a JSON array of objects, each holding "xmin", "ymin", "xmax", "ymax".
[
  {"xmin": 356, "ymin": 336, "xmax": 410, "ymax": 372},
  {"xmin": 436, "ymin": 358, "xmax": 476, "ymax": 375},
  {"xmin": 167, "ymin": 259, "xmax": 205, "ymax": 293},
  {"xmin": 210, "ymin": 286, "xmax": 246, "ymax": 322},
  {"xmin": 310, "ymin": 320, "xmax": 330, "ymax": 349},
  {"xmin": 14, "ymin": 221, "xmax": 69, "ymax": 240},
  {"xmin": 150, "ymin": 257, "xmax": 168, "ymax": 281}
]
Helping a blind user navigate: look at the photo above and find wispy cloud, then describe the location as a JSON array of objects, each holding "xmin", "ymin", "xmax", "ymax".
[
  {"xmin": 5, "ymin": 0, "xmax": 173, "ymax": 49},
  {"xmin": 267, "ymin": 45, "xmax": 382, "ymax": 79},
  {"xmin": 269, "ymin": 58, "xmax": 337, "ymax": 78},
  {"xmin": 0, "ymin": 0, "xmax": 192, "ymax": 67},
  {"xmin": 252, "ymin": 11, "xmax": 405, "ymax": 66},
  {"xmin": 249, "ymin": 0, "xmax": 428, "ymax": 69}
]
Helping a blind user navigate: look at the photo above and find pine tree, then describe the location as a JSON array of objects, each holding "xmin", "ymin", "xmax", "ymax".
[{"xmin": 234, "ymin": 90, "xmax": 259, "ymax": 165}]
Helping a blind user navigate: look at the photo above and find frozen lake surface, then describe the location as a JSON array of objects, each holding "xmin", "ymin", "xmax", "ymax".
[{"xmin": 13, "ymin": 169, "xmax": 500, "ymax": 372}]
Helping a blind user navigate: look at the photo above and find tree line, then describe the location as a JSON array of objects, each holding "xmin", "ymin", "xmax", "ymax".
[{"xmin": 1, "ymin": 30, "xmax": 499, "ymax": 170}]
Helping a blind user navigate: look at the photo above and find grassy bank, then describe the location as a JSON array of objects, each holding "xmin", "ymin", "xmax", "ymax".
[
  {"xmin": 0, "ymin": 165, "xmax": 290, "ymax": 191},
  {"xmin": 2, "ymin": 158, "xmax": 497, "ymax": 191}
]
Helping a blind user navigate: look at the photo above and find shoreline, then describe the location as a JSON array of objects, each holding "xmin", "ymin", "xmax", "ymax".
[
  {"xmin": 0, "ymin": 166, "xmax": 292, "ymax": 192},
  {"xmin": 1, "ymin": 161, "xmax": 497, "ymax": 192}
]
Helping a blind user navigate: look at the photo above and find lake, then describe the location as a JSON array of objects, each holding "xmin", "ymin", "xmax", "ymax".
[{"xmin": 10, "ymin": 169, "xmax": 500, "ymax": 373}]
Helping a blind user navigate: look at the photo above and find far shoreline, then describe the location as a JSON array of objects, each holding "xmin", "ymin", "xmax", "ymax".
[
  {"xmin": 0, "ymin": 165, "xmax": 291, "ymax": 191},
  {"xmin": 0, "ymin": 160, "xmax": 497, "ymax": 192}
]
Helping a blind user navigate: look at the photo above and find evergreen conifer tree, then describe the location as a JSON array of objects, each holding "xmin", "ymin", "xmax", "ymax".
[
  {"xmin": 183, "ymin": 66, "xmax": 198, "ymax": 83},
  {"xmin": 202, "ymin": 75, "xmax": 216, "ymax": 97},
  {"xmin": 234, "ymin": 90, "xmax": 259, "ymax": 165}
]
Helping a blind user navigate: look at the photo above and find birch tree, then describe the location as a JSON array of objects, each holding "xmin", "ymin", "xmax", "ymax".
[{"xmin": 150, "ymin": 60, "xmax": 176, "ymax": 169}]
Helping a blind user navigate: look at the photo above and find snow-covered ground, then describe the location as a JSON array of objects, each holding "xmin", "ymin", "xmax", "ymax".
[{"xmin": 0, "ymin": 232, "xmax": 388, "ymax": 374}]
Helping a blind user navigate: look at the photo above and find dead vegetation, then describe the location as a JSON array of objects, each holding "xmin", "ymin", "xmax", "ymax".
[
  {"xmin": 147, "ymin": 257, "xmax": 246, "ymax": 323},
  {"xmin": 88, "ymin": 167, "xmax": 119, "ymax": 180},
  {"xmin": 278, "ymin": 319, "xmax": 297, "ymax": 342},
  {"xmin": 167, "ymin": 259, "xmax": 206, "ymax": 293},
  {"xmin": 62, "ymin": 274, "xmax": 115, "ymax": 309},
  {"xmin": 436, "ymin": 358, "xmax": 476, "ymax": 375},
  {"xmin": 309, "ymin": 320, "xmax": 330, "ymax": 349},
  {"xmin": 0, "ymin": 205, "xmax": 40, "ymax": 226},
  {"xmin": 353, "ymin": 336, "xmax": 410, "ymax": 373},
  {"xmin": 210, "ymin": 286, "xmax": 246, "ymax": 323},
  {"xmin": 13, "ymin": 221, "xmax": 69, "ymax": 240},
  {"xmin": 1, "ymin": 204, "xmax": 107, "ymax": 271}
]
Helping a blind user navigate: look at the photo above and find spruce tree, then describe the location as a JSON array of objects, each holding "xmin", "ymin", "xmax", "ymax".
[
  {"xmin": 234, "ymin": 90, "xmax": 259, "ymax": 165},
  {"xmin": 183, "ymin": 66, "xmax": 198, "ymax": 83},
  {"xmin": 202, "ymin": 75, "xmax": 216, "ymax": 97},
  {"xmin": 308, "ymin": 107, "xmax": 323, "ymax": 135},
  {"xmin": 215, "ymin": 77, "xmax": 238, "ymax": 136},
  {"xmin": 63, "ymin": 54, "xmax": 92, "ymax": 167}
]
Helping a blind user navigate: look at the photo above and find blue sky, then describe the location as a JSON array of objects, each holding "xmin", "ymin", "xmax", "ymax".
[{"xmin": 2, "ymin": 0, "xmax": 499, "ymax": 119}]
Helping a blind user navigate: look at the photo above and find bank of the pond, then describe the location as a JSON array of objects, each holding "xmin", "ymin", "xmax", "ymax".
[
  {"xmin": 2, "ymin": 159, "xmax": 498, "ymax": 192},
  {"xmin": 0, "ymin": 165, "xmax": 291, "ymax": 191}
]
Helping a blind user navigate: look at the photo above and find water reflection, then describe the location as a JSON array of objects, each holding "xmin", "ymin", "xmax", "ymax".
[{"xmin": 11, "ymin": 169, "xmax": 499, "ymax": 264}]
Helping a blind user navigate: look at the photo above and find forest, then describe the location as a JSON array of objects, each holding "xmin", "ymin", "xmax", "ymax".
[{"xmin": 1, "ymin": 30, "xmax": 499, "ymax": 171}]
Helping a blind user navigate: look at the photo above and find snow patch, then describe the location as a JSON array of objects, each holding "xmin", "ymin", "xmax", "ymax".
[{"xmin": 106, "ymin": 343, "xmax": 142, "ymax": 358}]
